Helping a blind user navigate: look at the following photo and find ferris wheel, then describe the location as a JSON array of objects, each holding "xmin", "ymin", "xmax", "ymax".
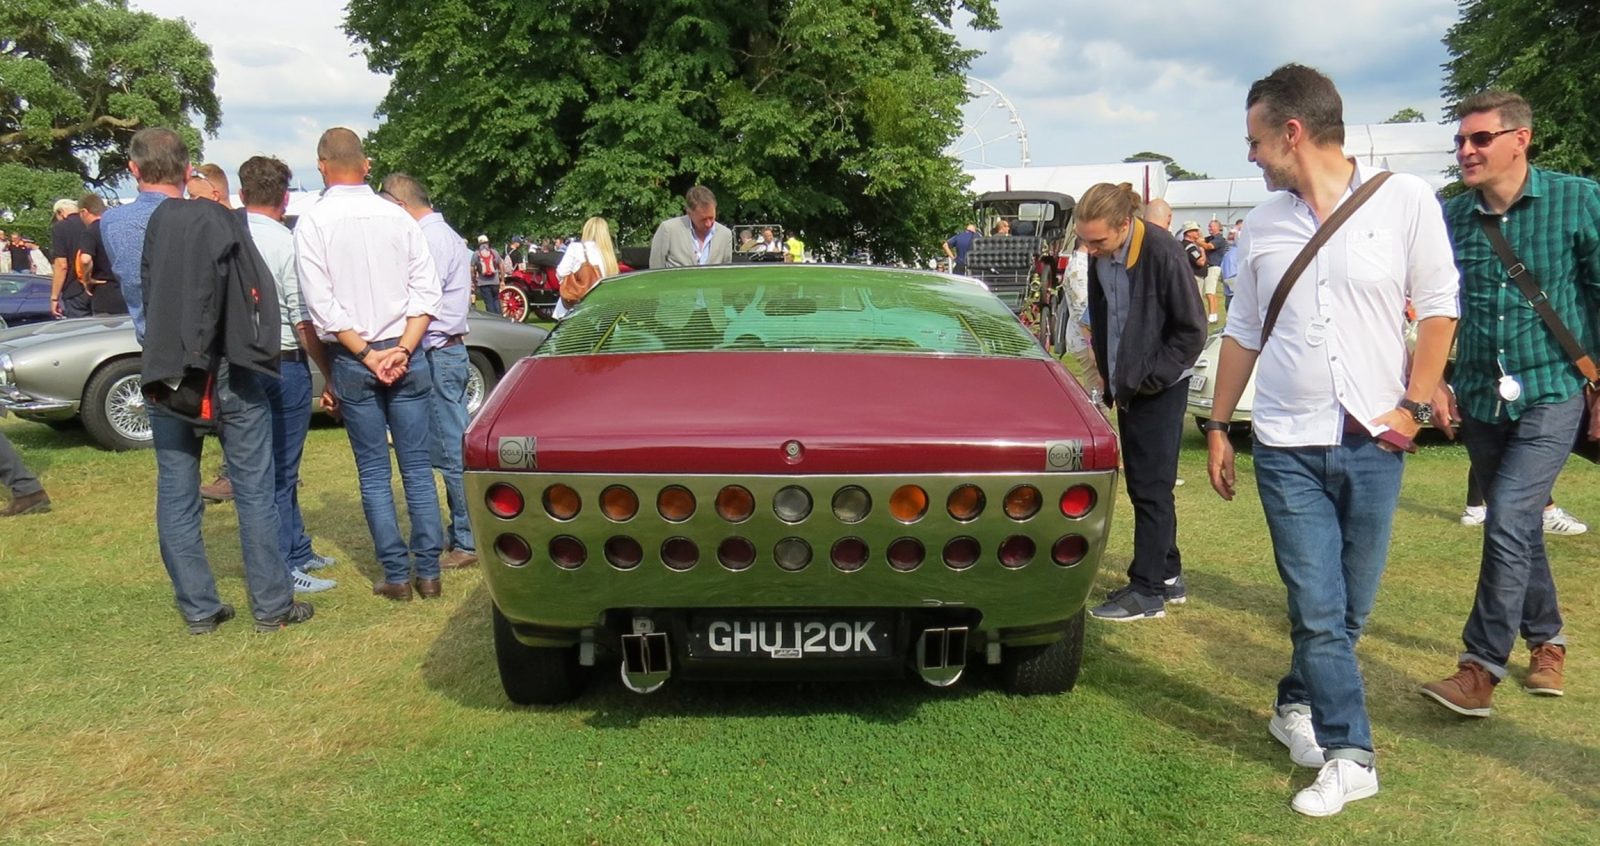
[{"xmin": 949, "ymin": 77, "xmax": 1031, "ymax": 169}]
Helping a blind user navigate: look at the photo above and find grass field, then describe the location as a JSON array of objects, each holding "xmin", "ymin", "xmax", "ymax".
[{"xmin": 2, "ymin": 407, "xmax": 1597, "ymax": 845}]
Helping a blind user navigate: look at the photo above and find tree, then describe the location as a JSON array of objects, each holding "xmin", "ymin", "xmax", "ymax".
[
  {"xmin": 1123, "ymin": 151, "xmax": 1208, "ymax": 182},
  {"xmin": 0, "ymin": 164, "xmax": 84, "ymax": 250},
  {"xmin": 1383, "ymin": 107, "xmax": 1426, "ymax": 124},
  {"xmin": 344, "ymin": 0, "xmax": 998, "ymax": 261},
  {"xmin": 0, "ymin": 0, "xmax": 220, "ymax": 187},
  {"xmin": 1443, "ymin": 0, "xmax": 1599, "ymax": 177}
]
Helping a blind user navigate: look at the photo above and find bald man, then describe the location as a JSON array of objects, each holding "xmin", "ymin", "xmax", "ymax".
[
  {"xmin": 1144, "ymin": 199, "xmax": 1174, "ymax": 232},
  {"xmin": 295, "ymin": 127, "xmax": 446, "ymax": 601}
]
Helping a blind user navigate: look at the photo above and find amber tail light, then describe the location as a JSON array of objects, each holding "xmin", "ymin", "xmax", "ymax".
[
  {"xmin": 486, "ymin": 483, "xmax": 524, "ymax": 519},
  {"xmin": 890, "ymin": 485, "xmax": 929, "ymax": 523},
  {"xmin": 601, "ymin": 485, "xmax": 639, "ymax": 522},
  {"xmin": 542, "ymin": 484, "xmax": 581, "ymax": 520},
  {"xmin": 715, "ymin": 485, "xmax": 755, "ymax": 523},
  {"xmin": 657, "ymin": 486, "xmax": 696, "ymax": 522},
  {"xmin": 946, "ymin": 484, "xmax": 986, "ymax": 521},
  {"xmin": 1003, "ymin": 485, "xmax": 1042, "ymax": 520}
]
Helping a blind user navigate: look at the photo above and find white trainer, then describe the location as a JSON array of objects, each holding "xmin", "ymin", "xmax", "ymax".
[
  {"xmin": 1543, "ymin": 506, "xmax": 1588, "ymax": 536},
  {"xmin": 1460, "ymin": 505, "xmax": 1486, "ymax": 526},
  {"xmin": 1268, "ymin": 705, "xmax": 1325, "ymax": 768},
  {"xmin": 291, "ymin": 568, "xmax": 337, "ymax": 593},
  {"xmin": 1291, "ymin": 759, "xmax": 1378, "ymax": 817}
]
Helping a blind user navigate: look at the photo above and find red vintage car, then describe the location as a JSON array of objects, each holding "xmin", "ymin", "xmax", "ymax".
[
  {"xmin": 498, "ymin": 246, "xmax": 650, "ymax": 322},
  {"xmin": 463, "ymin": 264, "xmax": 1119, "ymax": 703}
]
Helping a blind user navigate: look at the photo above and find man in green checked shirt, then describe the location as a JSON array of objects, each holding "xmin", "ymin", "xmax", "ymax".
[{"xmin": 1421, "ymin": 90, "xmax": 1600, "ymax": 716}]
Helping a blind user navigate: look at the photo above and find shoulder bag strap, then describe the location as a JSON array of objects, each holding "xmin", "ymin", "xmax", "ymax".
[
  {"xmin": 1260, "ymin": 170, "xmax": 1394, "ymax": 347},
  {"xmin": 1477, "ymin": 215, "xmax": 1600, "ymax": 383}
]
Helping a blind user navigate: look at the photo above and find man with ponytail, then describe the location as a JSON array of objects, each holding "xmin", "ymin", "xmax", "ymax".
[{"xmin": 1078, "ymin": 181, "xmax": 1206, "ymax": 623}]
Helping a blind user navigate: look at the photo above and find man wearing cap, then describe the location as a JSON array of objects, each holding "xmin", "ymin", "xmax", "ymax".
[
  {"xmin": 49, "ymin": 198, "xmax": 91, "ymax": 318},
  {"xmin": 1179, "ymin": 221, "xmax": 1209, "ymax": 298},
  {"xmin": 473, "ymin": 235, "xmax": 501, "ymax": 315}
]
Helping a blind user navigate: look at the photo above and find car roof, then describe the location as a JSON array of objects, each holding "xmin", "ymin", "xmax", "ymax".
[{"xmin": 974, "ymin": 191, "xmax": 1076, "ymax": 208}]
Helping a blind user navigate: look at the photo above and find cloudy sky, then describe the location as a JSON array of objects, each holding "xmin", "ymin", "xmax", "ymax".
[{"xmin": 133, "ymin": 0, "xmax": 1462, "ymax": 189}]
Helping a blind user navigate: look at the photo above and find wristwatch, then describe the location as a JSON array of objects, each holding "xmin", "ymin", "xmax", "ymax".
[
  {"xmin": 397, "ymin": 344, "xmax": 414, "ymax": 360},
  {"xmin": 356, "ymin": 344, "xmax": 373, "ymax": 362},
  {"xmin": 1398, "ymin": 398, "xmax": 1433, "ymax": 425},
  {"xmin": 1200, "ymin": 419, "xmax": 1231, "ymax": 434}
]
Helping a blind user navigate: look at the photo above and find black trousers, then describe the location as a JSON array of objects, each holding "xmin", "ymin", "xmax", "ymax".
[
  {"xmin": 1115, "ymin": 377, "xmax": 1188, "ymax": 595},
  {"xmin": 90, "ymin": 281, "xmax": 127, "ymax": 315}
]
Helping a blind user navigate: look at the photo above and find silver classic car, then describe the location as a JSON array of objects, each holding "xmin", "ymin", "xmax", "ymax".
[{"xmin": 0, "ymin": 313, "xmax": 548, "ymax": 450}]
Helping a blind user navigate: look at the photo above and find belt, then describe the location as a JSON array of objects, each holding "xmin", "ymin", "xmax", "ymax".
[
  {"xmin": 1343, "ymin": 413, "xmax": 1370, "ymax": 435},
  {"xmin": 280, "ymin": 348, "xmax": 308, "ymax": 363}
]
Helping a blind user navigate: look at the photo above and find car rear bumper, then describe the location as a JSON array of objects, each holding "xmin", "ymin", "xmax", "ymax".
[{"xmin": 0, "ymin": 385, "xmax": 75, "ymax": 418}]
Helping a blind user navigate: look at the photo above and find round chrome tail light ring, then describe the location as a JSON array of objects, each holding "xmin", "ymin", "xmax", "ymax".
[
  {"xmin": 830, "ymin": 537, "xmax": 868, "ymax": 572},
  {"xmin": 943, "ymin": 537, "xmax": 980, "ymax": 571},
  {"xmin": 946, "ymin": 484, "xmax": 986, "ymax": 522},
  {"xmin": 485, "ymin": 483, "xmax": 525, "ymax": 519},
  {"xmin": 661, "ymin": 537, "xmax": 699, "ymax": 571},
  {"xmin": 999, "ymin": 535, "xmax": 1036, "ymax": 569},
  {"xmin": 1053, "ymin": 535, "xmax": 1089, "ymax": 567},
  {"xmin": 774, "ymin": 538, "xmax": 813, "ymax": 572},
  {"xmin": 773, "ymin": 485, "xmax": 814, "ymax": 523},
  {"xmin": 549, "ymin": 535, "xmax": 586, "ymax": 570},
  {"xmin": 494, "ymin": 533, "xmax": 532, "ymax": 567},
  {"xmin": 887, "ymin": 538, "xmax": 925, "ymax": 572},
  {"xmin": 604, "ymin": 536, "xmax": 643, "ymax": 570},
  {"xmin": 831, "ymin": 486, "xmax": 872, "ymax": 523},
  {"xmin": 718, "ymin": 537, "xmax": 757, "ymax": 571},
  {"xmin": 1060, "ymin": 485, "xmax": 1097, "ymax": 519}
]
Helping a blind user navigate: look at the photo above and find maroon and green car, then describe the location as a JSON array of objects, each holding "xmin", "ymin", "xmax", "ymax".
[{"xmin": 463, "ymin": 264, "xmax": 1118, "ymax": 703}]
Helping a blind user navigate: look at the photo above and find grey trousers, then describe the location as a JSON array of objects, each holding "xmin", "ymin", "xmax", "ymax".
[{"xmin": 0, "ymin": 431, "xmax": 44, "ymax": 497}]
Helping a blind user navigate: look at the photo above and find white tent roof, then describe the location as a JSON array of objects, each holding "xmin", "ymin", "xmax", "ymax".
[{"xmin": 962, "ymin": 162, "xmax": 1169, "ymax": 202}]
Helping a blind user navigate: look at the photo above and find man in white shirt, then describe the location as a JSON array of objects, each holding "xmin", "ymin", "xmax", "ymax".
[
  {"xmin": 1206, "ymin": 64, "xmax": 1458, "ymax": 817},
  {"xmin": 241, "ymin": 155, "xmax": 339, "ymax": 594},
  {"xmin": 380, "ymin": 171, "xmax": 478, "ymax": 570},
  {"xmin": 295, "ymin": 128, "xmax": 447, "ymax": 601}
]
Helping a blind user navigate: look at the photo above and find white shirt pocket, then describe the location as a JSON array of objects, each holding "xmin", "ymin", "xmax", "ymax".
[{"xmin": 1346, "ymin": 228, "xmax": 1395, "ymax": 285}]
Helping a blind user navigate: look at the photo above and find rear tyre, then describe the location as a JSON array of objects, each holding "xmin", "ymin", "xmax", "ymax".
[
  {"xmin": 493, "ymin": 604, "xmax": 589, "ymax": 705},
  {"xmin": 465, "ymin": 349, "xmax": 499, "ymax": 417},
  {"xmin": 82, "ymin": 357, "xmax": 151, "ymax": 450},
  {"xmin": 500, "ymin": 286, "xmax": 529, "ymax": 323},
  {"xmin": 1000, "ymin": 609, "xmax": 1084, "ymax": 695}
]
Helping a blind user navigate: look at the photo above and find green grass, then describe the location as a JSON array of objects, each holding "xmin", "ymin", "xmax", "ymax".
[{"xmin": 1, "ymin": 411, "xmax": 1597, "ymax": 845}]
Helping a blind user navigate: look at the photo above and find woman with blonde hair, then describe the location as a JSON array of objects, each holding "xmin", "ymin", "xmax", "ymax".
[{"xmin": 553, "ymin": 216, "xmax": 620, "ymax": 319}]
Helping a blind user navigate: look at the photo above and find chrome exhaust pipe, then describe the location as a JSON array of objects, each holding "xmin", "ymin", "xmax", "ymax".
[
  {"xmin": 619, "ymin": 632, "xmax": 671, "ymax": 694},
  {"xmin": 915, "ymin": 626, "xmax": 968, "ymax": 687}
]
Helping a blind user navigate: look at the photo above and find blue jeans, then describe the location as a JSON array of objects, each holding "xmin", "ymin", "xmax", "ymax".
[
  {"xmin": 427, "ymin": 343, "xmax": 475, "ymax": 552},
  {"xmin": 152, "ymin": 365, "xmax": 292, "ymax": 623},
  {"xmin": 1457, "ymin": 393, "xmax": 1580, "ymax": 678},
  {"xmin": 477, "ymin": 283, "xmax": 501, "ymax": 315},
  {"xmin": 1254, "ymin": 432, "xmax": 1404, "ymax": 766},
  {"xmin": 332, "ymin": 346, "xmax": 443, "ymax": 583},
  {"xmin": 264, "ymin": 357, "xmax": 315, "ymax": 572}
]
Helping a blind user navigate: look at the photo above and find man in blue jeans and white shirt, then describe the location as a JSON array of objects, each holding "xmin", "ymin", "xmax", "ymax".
[
  {"xmin": 295, "ymin": 128, "xmax": 445, "ymax": 601},
  {"xmin": 380, "ymin": 171, "xmax": 478, "ymax": 569},
  {"xmin": 1206, "ymin": 65, "xmax": 1458, "ymax": 816},
  {"xmin": 240, "ymin": 155, "xmax": 340, "ymax": 593}
]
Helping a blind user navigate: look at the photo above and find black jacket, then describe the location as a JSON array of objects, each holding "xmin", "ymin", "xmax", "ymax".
[
  {"xmin": 140, "ymin": 199, "xmax": 280, "ymax": 388},
  {"xmin": 1086, "ymin": 219, "xmax": 1207, "ymax": 404}
]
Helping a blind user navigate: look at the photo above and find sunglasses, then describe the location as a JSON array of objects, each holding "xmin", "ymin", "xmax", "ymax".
[{"xmin": 1452, "ymin": 128, "xmax": 1518, "ymax": 150}]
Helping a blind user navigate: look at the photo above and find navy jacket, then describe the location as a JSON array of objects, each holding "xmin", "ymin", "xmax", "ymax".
[{"xmin": 1086, "ymin": 219, "xmax": 1207, "ymax": 404}]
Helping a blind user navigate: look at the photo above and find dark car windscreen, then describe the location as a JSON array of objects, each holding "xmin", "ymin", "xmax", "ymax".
[{"xmin": 533, "ymin": 268, "xmax": 1051, "ymax": 359}]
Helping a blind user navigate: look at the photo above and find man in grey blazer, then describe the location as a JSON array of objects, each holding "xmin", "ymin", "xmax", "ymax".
[{"xmin": 649, "ymin": 185, "xmax": 734, "ymax": 268}]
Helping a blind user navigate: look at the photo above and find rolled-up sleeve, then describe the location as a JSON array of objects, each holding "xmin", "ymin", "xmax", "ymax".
[
  {"xmin": 294, "ymin": 215, "xmax": 355, "ymax": 335},
  {"xmin": 403, "ymin": 218, "xmax": 443, "ymax": 319},
  {"xmin": 1221, "ymin": 225, "xmax": 1263, "ymax": 351},
  {"xmin": 1406, "ymin": 182, "xmax": 1461, "ymax": 320}
]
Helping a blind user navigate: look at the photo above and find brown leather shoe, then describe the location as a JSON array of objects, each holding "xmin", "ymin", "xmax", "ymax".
[
  {"xmin": 1526, "ymin": 643, "xmax": 1566, "ymax": 696},
  {"xmin": 1421, "ymin": 661, "xmax": 1496, "ymax": 717},
  {"xmin": 414, "ymin": 577, "xmax": 442, "ymax": 599},
  {"xmin": 372, "ymin": 580, "xmax": 414, "ymax": 601},
  {"xmin": 200, "ymin": 475, "xmax": 234, "ymax": 503},
  {"xmin": 440, "ymin": 549, "xmax": 478, "ymax": 570},
  {"xmin": 1, "ymin": 490, "xmax": 51, "ymax": 517}
]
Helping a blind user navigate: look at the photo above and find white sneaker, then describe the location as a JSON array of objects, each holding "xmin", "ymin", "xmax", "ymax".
[
  {"xmin": 1268, "ymin": 705, "xmax": 1325, "ymax": 768},
  {"xmin": 1290, "ymin": 759, "xmax": 1378, "ymax": 817},
  {"xmin": 1460, "ymin": 505, "xmax": 1487, "ymax": 526},
  {"xmin": 290, "ymin": 568, "xmax": 337, "ymax": 593},
  {"xmin": 1543, "ymin": 506, "xmax": 1588, "ymax": 536},
  {"xmin": 302, "ymin": 551, "xmax": 337, "ymax": 571},
  {"xmin": 1207, "ymin": 313, "xmax": 1219, "ymax": 324}
]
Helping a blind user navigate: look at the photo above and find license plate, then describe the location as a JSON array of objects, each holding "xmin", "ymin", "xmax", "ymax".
[
  {"xmin": 1189, "ymin": 375, "xmax": 1207, "ymax": 393},
  {"xmin": 687, "ymin": 616, "xmax": 893, "ymax": 659}
]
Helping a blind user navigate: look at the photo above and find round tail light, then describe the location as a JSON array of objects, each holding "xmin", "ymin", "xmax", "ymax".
[
  {"xmin": 542, "ymin": 484, "xmax": 581, "ymax": 520},
  {"xmin": 718, "ymin": 537, "xmax": 757, "ymax": 571},
  {"xmin": 486, "ymin": 483, "xmax": 525, "ymax": 519},
  {"xmin": 830, "ymin": 537, "xmax": 868, "ymax": 572},
  {"xmin": 600, "ymin": 485, "xmax": 639, "ymax": 522},
  {"xmin": 889, "ymin": 485, "xmax": 929, "ymax": 523},
  {"xmin": 1060, "ymin": 485, "xmax": 1096, "ymax": 519},
  {"xmin": 831, "ymin": 486, "xmax": 872, "ymax": 523},
  {"xmin": 1003, "ymin": 485, "xmax": 1042, "ymax": 520},
  {"xmin": 1052, "ymin": 535, "xmax": 1088, "ymax": 566},
  {"xmin": 773, "ymin": 485, "xmax": 813, "ymax": 523},
  {"xmin": 661, "ymin": 537, "xmax": 699, "ymax": 571},
  {"xmin": 715, "ymin": 485, "xmax": 755, "ymax": 523},
  {"xmin": 657, "ymin": 486, "xmax": 696, "ymax": 522},
  {"xmin": 946, "ymin": 484, "xmax": 986, "ymax": 521},
  {"xmin": 887, "ymin": 538, "xmax": 925, "ymax": 572},
  {"xmin": 494, "ymin": 533, "xmax": 532, "ymax": 567},
  {"xmin": 774, "ymin": 538, "xmax": 812, "ymax": 571},
  {"xmin": 943, "ymin": 537, "xmax": 980, "ymax": 570},
  {"xmin": 604, "ymin": 536, "xmax": 642, "ymax": 570},
  {"xmin": 999, "ymin": 535, "xmax": 1036, "ymax": 568},
  {"xmin": 549, "ymin": 535, "xmax": 586, "ymax": 569}
]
